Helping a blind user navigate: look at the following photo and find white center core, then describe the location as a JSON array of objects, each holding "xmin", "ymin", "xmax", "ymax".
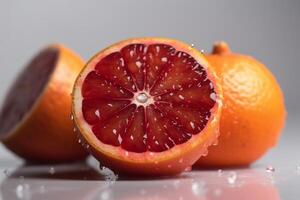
[
  {"xmin": 133, "ymin": 91, "xmax": 153, "ymax": 107},
  {"xmin": 136, "ymin": 92, "xmax": 148, "ymax": 103}
]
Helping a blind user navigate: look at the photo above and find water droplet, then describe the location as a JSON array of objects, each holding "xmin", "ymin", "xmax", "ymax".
[
  {"xmin": 125, "ymin": 151, "xmax": 129, "ymax": 157},
  {"xmin": 191, "ymin": 43, "xmax": 195, "ymax": 47},
  {"xmin": 149, "ymin": 152, "xmax": 154, "ymax": 156},
  {"xmin": 3, "ymin": 169, "xmax": 9, "ymax": 176},
  {"xmin": 190, "ymin": 122, "xmax": 195, "ymax": 130},
  {"xmin": 99, "ymin": 166, "xmax": 118, "ymax": 182},
  {"xmin": 202, "ymin": 148, "xmax": 208, "ymax": 156},
  {"xmin": 95, "ymin": 110, "xmax": 100, "ymax": 117},
  {"xmin": 200, "ymin": 49, "xmax": 205, "ymax": 54},
  {"xmin": 16, "ymin": 184, "xmax": 31, "ymax": 200},
  {"xmin": 39, "ymin": 185, "xmax": 45, "ymax": 194},
  {"xmin": 100, "ymin": 189, "xmax": 111, "ymax": 200},
  {"xmin": 73, "ymin": 127, "xmax": 77, "ymax": 132},
  {"xmin": 112, "ymin": 129, "xmax": 117, "ymax": 134},
  {"xmin": 227, "ymin": 171, "xmax": 237, "ymax": 185},
  {"xmin": 210, "ymin": 93, "xmax": 216, "ymax": 101},
  {"xmin": 70, "ymin": 114, "xmax": 74, "ymax": 120},
  {"xmin": 184, "ymin": 166, "xmax": 192, "ymax": 172},
  {"xmin": 296, "ymin": 166, "xmax": 300, "ymax": 175},
  {"xmin": 266, "ymin": 166, "xmax": 275, "ymax": 173},
  {"xmin": 161, "ymin": 57, "xmax": 168, "ymax": 62},
  {"xmin": 136, "ymin": 61, "xmax": 142, "ymax": 68},
  {"xmin": 217, "ymin": 169, "xmax": 223, "ymax": 176},
  {"xmin": 49, "ymin": 167, "xmax": 55, "ymax": 175},
  {"xmin": 178, "ymin": 158, "xmax": 183, "ymax": 163},
  {"xmin": 178, "ymin": 95, "xmax": 185, "ymax": 100},
  {"xmin": 192, "ymin": 181, "xmax": 207, "ymax": 197},
  {"xmin": 78, "ymin": 138, "xmax": 82, "ymax": 144}
]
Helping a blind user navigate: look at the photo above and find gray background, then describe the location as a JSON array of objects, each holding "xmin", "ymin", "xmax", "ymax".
[
  {"xmin": 0, "ymin": 0, "xmax": 300, "ymax": 114},
  {"xmin": 0, "ymin": 0, "xmax": 299, "ymax": 113},
  {"xmin": 0, "ymin": 1, "xmax": 300, "ymax": 199},
  {"xmin": 0, "ymin": 0, "xmax": 300, "ymax": 155},
  {"xmin": 0, "ymin": 1, "xmax": 299, "ymax": 159}
]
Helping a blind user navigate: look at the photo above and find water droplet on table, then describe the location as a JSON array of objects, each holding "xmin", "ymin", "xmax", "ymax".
[
  {"xmin": 16, "ymin": 184, "xmax": 31, "ymax": 200},
  {"xmin": 266, "ymin": 166, "xmax": 275, "ymax": 173},
  {"xmin": 227, "ymin": 171, "xmax": 237, "ymax": 185},
  {"xmin": 99, "ymin": 166, "xmax": 118, "ymax": 182},
  {"xmin": 49, "ymin": 167, "xmax": 55, "ymax": 175},
  {"xmin": 192, "ymin": 181, "xmax": 207, "ymax": 197},
  {"xmin": 217, "ymin": 169, "xmax": 223, "ymax": 176}
]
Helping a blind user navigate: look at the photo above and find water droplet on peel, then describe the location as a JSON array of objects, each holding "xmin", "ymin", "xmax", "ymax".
[
  {"xmin": 192, "ymin": 181, "xmax": 207, "ymax": 197},
  {"xmin": 184, "ymin": 166, "xmax": 192, "ymax": 172},
  {"xmin": 125, "ymin": 151, "xmax": 129, "ymax": 157},
  {"xmin": 149, "ymin": 152, "xmax": 154, "ymax": 156},
  {"xmin": 200, "ymin": 49, "xmax": 205, "ymax": 54},
  {"xmin": 49, "ymin": 167, "xmax": 55, "ymax": 175},
  {"xmin": 227, "ymin": 171, "xmax": 237, "ymax": 185},
  {"xmin": 70, "ymin": 114, "xmax": 74, "ymax": 120},
  {"xmin": 266, "ymin": 166, "xmax": 275, "ymax": 173},
  {"xmin": 78, "ymin": 139, "xmax": 81, "ymax": 144},
  {"xmin": 202, "ymin": 148, "xmax": 208, "ymax": 157},
  {"xmin": 191, "ymin": 43, "xmax": 195, "ymax": 47},
  {"xmin": 99, "ymin": 165, "xmax": 118, "ymax": 182}
]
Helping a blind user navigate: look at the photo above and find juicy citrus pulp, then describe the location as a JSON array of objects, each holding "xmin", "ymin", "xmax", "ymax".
[
  {"xmin": 0, "ymin": 48, "xmax": 58, "ymax": 137},
  {"xmin": 73, "ymin": 38, "xmax": 222, "ymax": 175},
  {"xmin": 0, "ymin": 45, "xmax": 87, "ymax": 162}
]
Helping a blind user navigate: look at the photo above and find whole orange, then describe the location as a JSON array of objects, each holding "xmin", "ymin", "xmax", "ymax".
[{"xmin": 195, "ymin": 41, "xmax": 286, "ymax": 167}]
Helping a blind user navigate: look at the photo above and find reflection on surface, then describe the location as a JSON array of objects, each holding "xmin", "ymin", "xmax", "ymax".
[{"xmin": 0, "ymin": 161, "xmax": 280, "ymax": 200}]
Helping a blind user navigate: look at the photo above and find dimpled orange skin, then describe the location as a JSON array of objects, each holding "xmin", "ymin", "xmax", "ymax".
[
  {"xmin": 2, "ymin": 45, "xmax": 88, "ymax": 163},
  {"xmin": 195, "ymin": 42, "xmax": 286, "ymax": 167}
]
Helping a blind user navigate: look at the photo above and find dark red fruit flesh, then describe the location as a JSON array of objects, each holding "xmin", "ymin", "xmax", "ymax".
[
  {"xmin": 0, "ymin": 49, "xmax": 58, "ymax": 136},
  {"xmin": 82, "ymin": 44, "xmax": 216, "ymax": 153}
]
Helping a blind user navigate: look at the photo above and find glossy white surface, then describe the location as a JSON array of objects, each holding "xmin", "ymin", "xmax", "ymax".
[{"xmin": 0, "ymin": 116, "xmax": 299, "ymax": 200}]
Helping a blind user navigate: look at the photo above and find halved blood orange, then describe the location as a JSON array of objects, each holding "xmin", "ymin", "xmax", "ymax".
[
  {"xmin": 0, "ymin": 44, "xmax": 88, "ymax": 163},
  {"xmin": 72, "ymin": 38, "xmax": 222, "ymax": 175}
]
